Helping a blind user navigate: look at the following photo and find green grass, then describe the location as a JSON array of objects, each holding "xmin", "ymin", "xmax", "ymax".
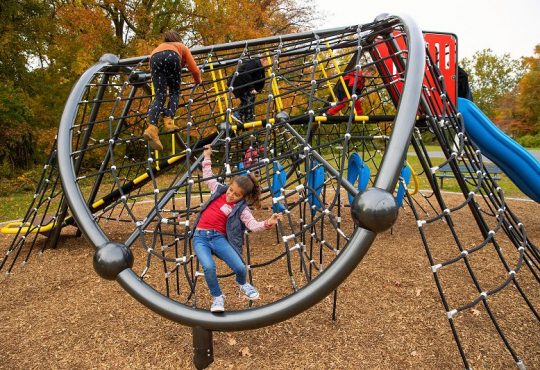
[
  {"xmin": 0, "ymin": 147, "xmax": 533, "ymax": 225},
  {"xmin": 403, "ymin": 153, "xmax": 528, "ymax": 199},
  {"xmin": 0, "ymin": 191, "xmax": 37, "ymax": 223}
]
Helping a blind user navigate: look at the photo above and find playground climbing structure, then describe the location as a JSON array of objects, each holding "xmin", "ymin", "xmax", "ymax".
[{"xmin": 1, "ymin": 14, "xmax": 538, "ymax": 369}]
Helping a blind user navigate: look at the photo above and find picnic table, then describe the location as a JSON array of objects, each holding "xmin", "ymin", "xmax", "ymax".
[{"xmin": 434, "ymin": 163, "xmax": 502, "ymax": 188}]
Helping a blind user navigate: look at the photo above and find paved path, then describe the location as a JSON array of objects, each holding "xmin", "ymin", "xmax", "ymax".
[{"xmin": 408, "ymin": 149, "xmax": 540, "ymax": 161}]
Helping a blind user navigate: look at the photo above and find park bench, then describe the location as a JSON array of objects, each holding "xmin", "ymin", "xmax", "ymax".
[{"xmin": 435, "ymin": 163, "xmax": 502, "ymax": 188}]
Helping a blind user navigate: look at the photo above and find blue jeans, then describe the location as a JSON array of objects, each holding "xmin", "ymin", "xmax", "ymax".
[{"xmin": 193, "ymin": 229, "xmax": 246, "ymax": 297}]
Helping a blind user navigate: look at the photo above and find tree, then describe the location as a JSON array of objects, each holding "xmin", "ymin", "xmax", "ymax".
[
  {"xmin": 0, "ymin": 0, "xmax": 52, "ymax": 83},
  {"xmin": 461, "ymin": 49, "xmax": 526, "ymax": 117},
  {"xmin": 484, "ymin": 44, "xmax": 540, "ymax": 137},
  {"xmin": 0, "ymin": 0, "xmax": 319, "ymax": 176},
  {"xmin": 0, "ymin": 0, "xmax": 54, "ymax": 172},
  {"xmin": 516, "ymin": 44, "xmax": 540, "ymax": 133},
  {"xmin": 0, "ymin": 82, "xmax": 36, "ymax": 171},
  {"xmin": 190, "ymin": 0, "xmax": 318, "ymax": 45}
]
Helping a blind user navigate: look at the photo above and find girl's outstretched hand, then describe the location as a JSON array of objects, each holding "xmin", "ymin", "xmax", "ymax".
[
  {"xmin": 203, "ymin": 144, "xmax": 212, "ymax": 159},
  {"xmin": 267, "ymin": 213, "xmax": 283, "ymax": 226}
]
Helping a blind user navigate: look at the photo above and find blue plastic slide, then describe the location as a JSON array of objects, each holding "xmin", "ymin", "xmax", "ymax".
[{"xmin": 458, "ymin": 97, "xmax": 540, "ymax": 202}]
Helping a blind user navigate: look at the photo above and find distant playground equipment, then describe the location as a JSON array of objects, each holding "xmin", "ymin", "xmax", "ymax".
[{"xmin": 1, "ymin": 14, "xmax": 539, "ymax": 369}]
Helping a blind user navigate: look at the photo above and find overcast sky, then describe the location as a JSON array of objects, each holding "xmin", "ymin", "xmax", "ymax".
[{"xmin": 312, "ymin": 0, "xmax": 540, "ymax": 60}]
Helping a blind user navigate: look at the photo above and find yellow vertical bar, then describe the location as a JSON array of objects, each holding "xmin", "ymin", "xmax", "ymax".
[
  {"xmin": 325, "ymin": 42, "xmax": 359, "ymax": 115},
  {"xmin": 265, "ymin": 55, "xmax": 283, "ymax": 111},
  {"xmin": 316, "ymin": 55, "xmax": 337, "ymax": 102},
  {"xmin": 208, "ymin": 59, "xmax": 225, "ymax": 120},
  {"xmin": 171, "ymin": 134, "xmax": 175, "ymax": 154},
  {"xmin": 217, "ymin": 69, "xmax": 229, "ymax": 110}
]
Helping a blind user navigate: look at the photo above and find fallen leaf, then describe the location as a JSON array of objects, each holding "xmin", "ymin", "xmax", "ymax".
[
  {"xmin": 239, "ymin": 346, "xmax": 252, "ymax": 357},
  {"xmin": 411, "ymin": 351, "xmax": 417, "ymax": 356},
  {"xmin": 394, "ymin": 280, "xmax": 402, "ymax": 287},
  {"xmin": 415, "ymin": 288, "xmax": 422, "ymax": 297},
  {"xmin": 471, "ymin": 308, "xmax": 481, "ymax": 317},
  {"xmin": 227, "ymin": 337, "xmax": 237, "ymax": 346}
]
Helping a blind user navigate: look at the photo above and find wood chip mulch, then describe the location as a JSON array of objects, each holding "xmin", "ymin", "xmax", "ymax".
[{"xmin": 1, "ymin": 195, "xmax": 539, "ymax": 369}]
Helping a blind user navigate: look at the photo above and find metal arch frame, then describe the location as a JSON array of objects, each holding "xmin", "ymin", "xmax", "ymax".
[{"xmin": 57, "ymin": 13, "xmax": 425, "ymax": 331}]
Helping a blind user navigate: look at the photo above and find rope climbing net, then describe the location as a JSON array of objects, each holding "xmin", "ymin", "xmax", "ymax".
[{"xmin": 1, "ymin": 14, "xmax": 538, "ymax": 368}]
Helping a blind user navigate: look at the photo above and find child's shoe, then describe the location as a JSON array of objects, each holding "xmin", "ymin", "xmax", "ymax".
[
  {"xmin": 231, "ymin": 111, "xmax": 243, "ymax": 124},
  {"xmin": 143, "ymin": 124, "xmax": 163, "ymax": 151},
  {"xmin": 211, "ymin": 295, "xmax": 225, "ymax": 313},
  {"xmin": 163, "ymin": 116, "xmax": 180, "ymax": 133},
  {"xmin": 239, "ymin": 283, "xmax": 259, "ymax": 300},
  {"xmin": 326, "ymin": 104, "xmax": 342, "ymax": 116}
]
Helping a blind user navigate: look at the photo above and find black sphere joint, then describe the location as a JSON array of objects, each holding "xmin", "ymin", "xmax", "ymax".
[
  {"xmin": 350, "ymin": 188, "xmax": 399, "ymax": 233},
  {"xmin": 93, "ymin": 242, "xmax": 134, "ymax": 280}
]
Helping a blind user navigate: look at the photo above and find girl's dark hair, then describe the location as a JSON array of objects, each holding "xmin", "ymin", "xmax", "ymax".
[
  {"xmin": 164, "ymin": 31, "xmax": 183, "ymax": 43},
  {"xmin": 232, "ymin": 173, "xmax": 261, "ymax": 209}
]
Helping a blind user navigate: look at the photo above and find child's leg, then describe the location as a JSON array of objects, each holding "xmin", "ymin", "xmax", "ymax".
[
  {"xmin": 211, "ymin": 234, "xmax": 246, "ymax": 286},
  {"xmin": 326, "ymin": 84, "xmax": 347, "ymax": 116},
  {"xmin": 238, "ymin": 93, "xmax": 251, "ymax": 122},
  {"xmin": 244, "ymin": 94, "xmax": 255, "ymax": 122},
  {"xmin": 354, "ymin": 99, "xmax": 364, "ymax": 115},
  {"xmin": 326, "ymin": 99, "xmax": 348, "ymax": 116},
  {"xmin": 193, "ymin": 234, "xmax": 223, "ymax": 297},
  {"xmin": 148, "ymin": 53, "xmax": 169, "ymax": 125},
  {"xmin": 164, "ymin": 52, "xmax": 182, "ymax": 118}
]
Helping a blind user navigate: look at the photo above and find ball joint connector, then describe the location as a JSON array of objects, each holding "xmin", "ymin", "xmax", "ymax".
[
  {"xmin": 350, "ymin": 188, "xmax": 399, "ymax": 233},
  {"xmin": 93, "ymin": 242, "xmax": 134, "ymax": 280}
]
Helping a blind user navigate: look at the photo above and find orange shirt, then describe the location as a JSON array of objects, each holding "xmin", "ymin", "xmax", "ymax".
[{"xmin": 151, "ymin": 42, "xmax": 202, "ymax": 84}]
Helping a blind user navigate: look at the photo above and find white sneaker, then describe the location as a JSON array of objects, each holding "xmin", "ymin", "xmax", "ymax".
[
  {"xmin": 239, "ymin": 283, "xmax": 259, "ymax": 300},
  {"xmin": 211, "ymin": 295, "xmax": 225, "ymax": 312}
]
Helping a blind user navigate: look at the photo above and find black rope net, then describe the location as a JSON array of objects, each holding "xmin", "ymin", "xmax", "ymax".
[{"xmin": 1, "ymin": 18, "xmax": 538, "ymax": 368}]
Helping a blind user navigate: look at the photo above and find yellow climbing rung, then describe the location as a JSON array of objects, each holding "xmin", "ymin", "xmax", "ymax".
[
  {"xmin": 314, "ymin": 115, "xmax": 369, "ymax": 122},
  {"xmin": 1, "ymin": 219, "xmax": 56, "ymax": 235},
  {"xmin": 316, "ymin": 55, "xmax": 337, "ymax": 102},
  {"xmin": 209, "ymin": 59, "xmax": 226, "ymax": 120},
  {"xmin": 325, "ymin": 42, "xmax": 360, "ymax": 115},
  {"xmin": 265, "ymin": 54, "xmax": 284, "ymax": 111}
]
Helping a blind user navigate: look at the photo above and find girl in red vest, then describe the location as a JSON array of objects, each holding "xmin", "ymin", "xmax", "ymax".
[{"xmin": 192, "ymin": 145, "xmax": 282, "ymax": 312}]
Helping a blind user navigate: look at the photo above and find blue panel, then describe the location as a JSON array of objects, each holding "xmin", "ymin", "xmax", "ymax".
[
  {"xmin": 237, "ymin": 161, "xmax": 247, "ymax": 176},
  {"xmin": 272, "ymin": 161, "xmax": 286, "ymax": 212},
  {"xmin": 307, "ymin": 160, "xmax": 325, "ymax": 212},
  {"xmin": 347, "ymin": 153, "xmax": 371, "ymax": 205},
  {"xmin": 395, "ymin": 165, "xmax": 411, "ymax": 207}
]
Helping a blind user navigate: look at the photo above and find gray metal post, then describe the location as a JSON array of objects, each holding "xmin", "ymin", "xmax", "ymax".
[{"xmin": 192, "ymin": 327, "xmax": 214, "ymax": 369}]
